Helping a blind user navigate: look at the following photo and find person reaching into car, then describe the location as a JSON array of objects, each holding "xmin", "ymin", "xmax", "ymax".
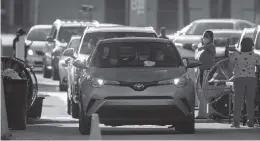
[
  {"xmin": 195, "ymin": 30, "xmax": 216, "ymax": 119},
  {"xmin": 159, "ymin": 27, "xmax": 169, "ymax": 39},
  {"xmin": 226, "ymin": 37, "xmax": 260, "ymax": 128}
]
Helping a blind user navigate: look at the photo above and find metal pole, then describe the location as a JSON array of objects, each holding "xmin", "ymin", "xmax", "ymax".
[{"xmin": 178, "ymin": 0, "xmax": 184, "ymax": 29}]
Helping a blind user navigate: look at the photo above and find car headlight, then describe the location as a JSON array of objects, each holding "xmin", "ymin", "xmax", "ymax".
[
  {"xmin": 174, "ymin": 42, "xmax": 183, "ymax": 47},
  {"xmin": 158, "ymin": 76, "xmax": 187, "ymax": 87},
  {"xmin": 28, "ymin": 49, "xmax": 34, "ymax": 55},
  {"xmin": 89, "ymin": 77, "xmax": 119, "ymax": 88}
]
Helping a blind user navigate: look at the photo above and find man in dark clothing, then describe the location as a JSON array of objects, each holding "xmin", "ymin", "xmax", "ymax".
[{"xmin": 159, "ymin": 27, "xmax": 169, "ymax": 39}]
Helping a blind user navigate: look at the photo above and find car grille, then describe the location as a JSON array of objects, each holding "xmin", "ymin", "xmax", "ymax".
[
  {"xmin": 35, "ymin": 50, "xmax": 45, "ymax": 56},
  {"xmin": 119, "ymin": 81, "xmax": 159, "ymax": 91}
]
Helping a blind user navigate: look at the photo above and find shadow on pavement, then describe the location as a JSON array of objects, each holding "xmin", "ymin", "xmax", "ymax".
[{"xmin": 11, "ymin": 123, "xmax": 260, "ymax": 140}]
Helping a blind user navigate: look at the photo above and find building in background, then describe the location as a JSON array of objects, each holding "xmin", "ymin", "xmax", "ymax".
[{"xmin": 1, "ymin": 0, "xmax": 259, "ymax": 34}]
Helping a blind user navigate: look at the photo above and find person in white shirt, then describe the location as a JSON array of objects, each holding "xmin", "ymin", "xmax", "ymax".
[{"xmin": 228, "ymin": 37, "xmax": 260, "ymax": 128}]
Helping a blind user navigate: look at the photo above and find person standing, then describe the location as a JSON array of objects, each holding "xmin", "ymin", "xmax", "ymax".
[
  {"xmin": 159, "ymin": 27, "xmax": 169, "ymax": 39},
  {"xmin": 227, "ymin": 37, "xmax": 260, "ymax": 128},
  {"xmin": 195, "ymin": 30, "xmax": 216, "ymax": 119}
]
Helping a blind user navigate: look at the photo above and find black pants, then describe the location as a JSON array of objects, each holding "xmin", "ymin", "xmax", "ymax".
[{"xmin": 199, "ymin": 69, "xmax": 214, "ymax": 87}]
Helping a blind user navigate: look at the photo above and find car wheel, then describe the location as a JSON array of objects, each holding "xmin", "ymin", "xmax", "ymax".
[
  {"xmin": 67, "ymin": 97, "xmax": 71, "ymax": 115},
  {"xmin": 71, "ymin": 100, "xmax": 79, "ymax": 119},
  {"xmin": 175, "ymin": 117, "xmax": 195, "ymax": 134},
  {"xmin": 79, "ymin": 103, "xmax": 91, "ymax": 135},
  {"xmin": 59, "ymin": 80, "xmax": 67, "ymax": 91},
  {"xmin": 43, "ymin": 65, "xmax": 51, "ymax": 78},
  {"xmin": 52, "ymin": 66, "xmax": 60, "ymax": 80}
]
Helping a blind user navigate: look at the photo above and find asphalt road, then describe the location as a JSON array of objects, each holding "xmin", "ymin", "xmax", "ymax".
[{"xmin": 10, "ymin": 73, "xmax": 260, "ymax": 140}]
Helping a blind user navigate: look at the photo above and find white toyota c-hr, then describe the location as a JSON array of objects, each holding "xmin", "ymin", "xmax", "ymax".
[{"xmin": 73, "ymin": 37, "xmax": 202, "ymax": 135}]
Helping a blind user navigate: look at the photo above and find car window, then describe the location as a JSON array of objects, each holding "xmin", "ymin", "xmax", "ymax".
[
  {"xmin": 68, "ymin": 38, "xmax": 81, "ymax": 51},
  {"xmin": 27, "ymin": 28, "xmax": 51, "ymax": 41},
  {"xmin": 79, "ymin": 32, "xmax": 157, "ymax": 55},
  {"xmin": 57, "ymin": 26, "xmax": 85, "ymax": 43},
  {"xmin": 186, "ymin": 22, "xmax": 234, "ymax": 35},
  {"xmin": 49, "ymin": 26, "xmax": 57, "ymax": 39},
  {"xmin": 90, "ymin": 41, "xmax": 182, "ymax": 68},
  {"xmin": 237, "ymin": 22, "xmax": 252, "ymax": 30}
]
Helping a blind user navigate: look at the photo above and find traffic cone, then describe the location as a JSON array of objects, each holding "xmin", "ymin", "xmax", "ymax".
[
  {"xmin": 90, "ymin": 114, "xmax": 101, "ymax": 140},
  {"xmin": 1, "ymin": 79, "xmax": 12, "ymax": 140}
]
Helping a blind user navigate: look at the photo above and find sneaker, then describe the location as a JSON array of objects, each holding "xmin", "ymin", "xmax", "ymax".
[{"xmin": 230, "ymin": 122, "xmax": 240, "ymax": 128}]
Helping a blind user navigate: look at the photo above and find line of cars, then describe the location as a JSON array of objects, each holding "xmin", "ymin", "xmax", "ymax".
[{"xmin": 61, "ymin": 24, "xmax": 201, "ymax": 134}]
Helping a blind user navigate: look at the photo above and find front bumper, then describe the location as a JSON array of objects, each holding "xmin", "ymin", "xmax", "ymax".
[
  {"xmin": 81, "ymin": 80, "xmax": 195, "ymax": 125},
  {"xmin": 85, "ymin": 99, "xmax": 193, "ymax": 125}
]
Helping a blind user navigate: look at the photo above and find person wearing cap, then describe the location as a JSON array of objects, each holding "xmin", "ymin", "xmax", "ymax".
[
  {"xmin": 159, "ymin": 27, "xmax": 169, "ymax": 39},
  {"xmin": 226, "ymin": 37, "xmax": 260, "ymax": 128},
  {"xmin": 195, "ymin": 30, "xmax": 216, "ymax": 119}
]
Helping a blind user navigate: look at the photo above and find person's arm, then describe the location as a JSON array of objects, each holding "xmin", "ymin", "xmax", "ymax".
[{"xmin": 256, "ymin": 54, "xmax": 260, "ymax": 70}]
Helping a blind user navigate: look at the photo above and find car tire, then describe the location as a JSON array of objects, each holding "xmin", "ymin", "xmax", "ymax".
[
  {"xmin": 43, "ymin": 65, "xmax": 51, "ymax": 78},
  {"xmin": 67, "ymin": 97, "xmax": 71, "ymax": 115},
  {"xmin": 79, "ymin": 104, "xmax": 91, "ymax": 135},
  {"xmin": 52, "ymin": 66, "xmax": 60, "ymax": 80},
  {"xmin": 71, "ymin": 100, "xmax": 79, "ymax": 119},
  {"xmin": 175, "ymin": 117, "xmax": 195, "ymax": 134},
  {"xmin": 59, "ymin": 80, "xmax": 67, "ymax": 91}
]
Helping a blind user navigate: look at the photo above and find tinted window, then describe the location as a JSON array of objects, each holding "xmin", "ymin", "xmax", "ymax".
[
  {"xmin": 27, "ymin": 28, "xmax": 51, "ymax": 41},
  {"xmin": 68, "ymin": 38, "xmax": 80, "ymax": 51},
  {"xmin": 90, "ymin": 41, "xmax": 182, "ymax": 68},
  {"xmin": 79, "ymin": 32, "xmax": 157, "ymax": 54},
  {"xmin": 58, "ymin": 26, "xmax": 85, "ymax": 43},
  {"xmin": 186, "ymin": 22, "xmax": 234, "ymax": 35}
]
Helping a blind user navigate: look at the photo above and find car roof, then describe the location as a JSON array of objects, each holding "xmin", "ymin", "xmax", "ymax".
[
  {"xmin": 85, "ymin": 26, "xmax": 156, "ymax": 34},
  {"xmin": 209, "ymin": 29, "xmax": 243, "ymax": 34},
  {"xmin": 98, "ymin": 37, "xmax": 169, "ymax": 44},
  {"xmin": 194, "ymin": 19, "xmax": 249, "ymax": 24},
  {"xmin": 31, "ymin": 25, "xmax": 52, "ymax": 29}
]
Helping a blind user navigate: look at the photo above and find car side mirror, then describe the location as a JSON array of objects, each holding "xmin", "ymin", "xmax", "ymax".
[
  {"xmin": 183, "ymin": 58, "xmax": 202, "ymax": 68},
  {"xmin": 73, "ymin": 59, "xmax": 88, "ymax": 69},
  {"xmin": 46, "ymin": 36, "xmax": 54, "ymax": 43},
  {"xmin": 63, "ymin": 48, "xmax": 75, "ymax": 58}
]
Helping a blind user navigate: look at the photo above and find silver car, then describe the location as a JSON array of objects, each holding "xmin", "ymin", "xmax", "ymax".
[
  {"xmin": 58, "ymin": 35, "xmax": 81, "ymax": 91},
  {"xmin": 26, "ymin": 25, "xmax": 52, "ymax": 69},
  {"xmin": 73, "ymin": 37, "xmax": 201, "ymax": 135}
]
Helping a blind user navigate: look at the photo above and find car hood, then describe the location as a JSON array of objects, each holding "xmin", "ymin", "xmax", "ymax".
[
  {"xmin": 28, "ymin": 41, "xmax": 46, "ymax": 51},
  {"xmin": 78, "ymin": 54, "xmax": 90, "ymax": 60},
  {"xmin": 178, "ymin": 46, "xmax": 226, "ymax": 58},
  {"xmin": 88, "ymin": 67, "xmax": 186, "ymax": 82},
  {"xmin": 173, "ymin": 35, "xmax": 201, "ymax": 44}
]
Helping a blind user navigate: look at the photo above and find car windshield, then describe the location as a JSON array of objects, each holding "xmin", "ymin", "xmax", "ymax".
[
  {"xmin": 90, "ymin": 41, "xmax": 182, "ymax": 68},
  {"xmin": 186, "ymin": 22, "xmax": 234, "ymax": 35},
  {"xmin": 27, "ymin": 28, "xmax": 51, "ymax": 41},
  {"xmin": 79, "ymin": 32, "xmax": 157, "ymax": 54},
  {"xmin": 213, "ymin": 32, "xmax": 241, "ymax": 46},
  {"xmin": 57, "ymin": 26, "xmax": 85, "ymax": 43}
]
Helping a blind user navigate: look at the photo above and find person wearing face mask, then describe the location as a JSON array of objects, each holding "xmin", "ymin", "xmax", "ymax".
[{"xmin": 195, "ymin": 30, "xmax": 216, "ymax": 119}]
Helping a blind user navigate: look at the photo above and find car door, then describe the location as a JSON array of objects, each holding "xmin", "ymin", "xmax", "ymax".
[{"xmin": 45, "ymin": 26, "xmax": 57, "ymax": 65}]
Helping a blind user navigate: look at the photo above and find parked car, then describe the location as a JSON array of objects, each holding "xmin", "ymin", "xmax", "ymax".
[
  {"xmin": 169, "ymin": 19, "xmax": 256, "ymax": 51},
  {"xmin": 26, "ymin": 25, "xmax": 52, "ymax": 70},
  {"xmin": 63, "ymin": 26, "xmax": 158, "ymax": 119},
  {"xmin": 58, "ymin": 35, "xmax": 81, "ymax": 91},
  {"xmin": 72, "ymin": 37, "xmax": 201, "ymax": 134}
]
